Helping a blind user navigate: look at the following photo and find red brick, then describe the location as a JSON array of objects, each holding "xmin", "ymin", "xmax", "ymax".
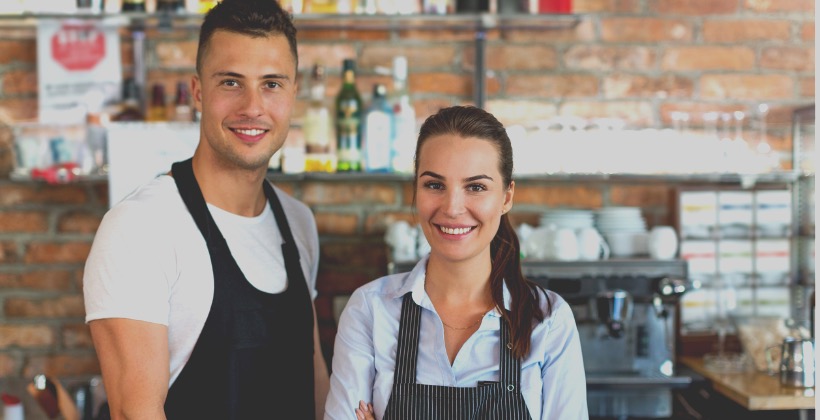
[
  {"xmin": 760, "ymin": 47, "xmax": 815, "ymax": 72},
  {"xmin": 0, "ymin": 270, "xmax": 73, "ymax": 291},
  {"xmin": 397, "ymin": 29, "xmax": 475, "ymax": 42},
  {"xmin": 414, "ymin": 98, "xmax": 462, "ymax": 124},
  {"xmin": 358, "ymin": 45, "xmax": 455, "ymax": 69},
  {"xmin": 574, "ymin": 0, "xmax": 639, "ymax": 12},
  {"xmin": 601, "ymin": 18, "xmax": 693, "ymax": 43},
  {"xmin": 701, "ymin": 74, "xmax": 794, "ymax": 100},
  {"xmin": 364, "ymin": 211, "xmax": 418, "ymax": 234},
  {"xmin": 91, "ymin": 182, "xmax": 109, "ymax": 207},
  {"xmin": 297, "ymin": 44, "xmax": 358, "ymax": 72},
  {"xmin": 703, "ymin": 20, "xmax": 791, "ymax": 43},
  {"xmin": 300, "ymin": 29, "xmax": 390, "ymax": 42},
  {"xmin": 62, "ymin": 323, "xmax": 94, "ymax": 349},
  {"xmin": 513, "ymin": 184, "xmax": 603, "ymax": 208},
  {"xmin": 402, "ymin": 182, "xmax": 416, "ymax": 206},
  {"xmin": 0, "ymin": 325, "xmax": 55, "ymax": 348},
  {"xmin": 744, "ymin": 0, "xmax": 814, "ymax": 12},
  {"xmin": 507, "ymin": 75, "xmax": 598, "ymax": 98},
  {"xmin": 801, "ymin": 23, "xmax": 814, "ymax": 42},
  {"xmin": 503, "ymin": 20, "xmax": 596, "ymax": 43},
  {"xmin": 409, "ymin": 72, "xmax": 473, "ymax": 96},
  {"xmin": 154, "ymin": 39, "xmax": 198, "ymax": 69},
  {"xmin": 23, "ymin": 353, "xmax": 100, "ymax": 378},
  {"xmin": 0, "ymin": 40, "xmax": 36, "ymax": 65},
  {"xmin": 799, "ymin": 77, "xmax": 814, "ymax": 98},
  {"xmin": 486, "ymin": 100, "xmax": 559, "ymax": 126},
  {"xmin": 653, "ymin": 0, "xmax": 737, "ymax": 14},
  {"xmin": 560, "ymin": 101, "xmax": 654, "ymax": 126},
  {"xmin": 507, "ymin": 211, "xmax": 541, "ymax": 228},
  {"xmin": 603, "ymin": 74, "xmax": 693, "ymax": 99},
  {"xmin": 0, "ymin": 241, "xmax": 21, "ymax": 263},
  {"xmin": 1, "ymin": 69, "xmax": 38, "ymax": 95},
  {"xmin": 0, "ymin": 184, "xmax": 89, "ymax": 206},
  {"xmin": 0, "ymin": 353, "xmax": 19, "ymax": 377},
  {"xmin": 0, "ymin": 98, "xmax": 38, "ymax": 122},
  {"xmin": 314, "ymin": 212, "xmax": 359, "ymax": 235},
  {"xmin": 24, "ymin": 242, "xmax": 92, "ymax": 264},
  {"xmin": 301, "ymin": 183, "xmax": 398, "ymax": 205},
  {"xmin": 465, "ymin": 45, "xmax": 557, "ymax": 72},
  {"xmin": 609, "ymin": 185, "xmax": 674, "ymax": 207},
  {"xmin": 57, "ymin": 210, "xmax": 102, "ymax": 234},
  {"xmin": 661, "ymin": 47, "xmax": 755, "ymax": 71},
  {"xmin": 564, "ymin": 46, "xmax": 655, "ymax": 71},
  {"xmin": 5, "ymin": 295, "xmax": 85, "ymax": 318},
  {"xmin": 0, "ymin": 211, "xmax": 48, "ymax": 233}
]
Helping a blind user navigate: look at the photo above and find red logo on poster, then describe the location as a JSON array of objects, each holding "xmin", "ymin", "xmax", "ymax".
[{"xmin": 51, "ymin": 23, "xmax": 106, "ymax": 71}]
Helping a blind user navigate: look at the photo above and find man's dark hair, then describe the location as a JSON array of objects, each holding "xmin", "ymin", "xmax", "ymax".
[{"xmin": 196, "ymin": 0, "xmax": 298, "ymax": 74}]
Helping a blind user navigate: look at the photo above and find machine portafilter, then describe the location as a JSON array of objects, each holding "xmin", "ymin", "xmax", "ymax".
[{"xmin": 593, "ymin": 289, "xmax": 633, "ymax": 338}]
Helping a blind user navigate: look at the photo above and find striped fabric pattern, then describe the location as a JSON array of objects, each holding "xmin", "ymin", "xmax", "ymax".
[{"xmin": 384, "ymin": 293, "xmax": 533, "ymax": 420}]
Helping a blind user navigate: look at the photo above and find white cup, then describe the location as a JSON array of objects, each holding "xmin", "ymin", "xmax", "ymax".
[
  {"xmin": 649, "ymin": 226, "xmax": 678, "ymax": 260},
  {"xmin": 552, "ymin": 227, "xmax": 580, "ymax": 261},
  {"xmin": 576, "ymin": 227, "xmax": 610, "ymax": 260}
]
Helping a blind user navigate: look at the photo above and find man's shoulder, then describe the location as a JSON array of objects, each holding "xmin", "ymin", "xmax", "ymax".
[
  {"xmin": 269, "ymin": 182, "xmax": 313, "ymax": 219},
  {"xmin": 104, "ymin": 176, "xmax": 187, "ymax": 225}
]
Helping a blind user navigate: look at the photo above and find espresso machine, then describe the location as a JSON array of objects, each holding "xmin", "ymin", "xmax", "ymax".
[{"xmin": 523, "ymin": 259, "xmax": 693, "ymax": 419}]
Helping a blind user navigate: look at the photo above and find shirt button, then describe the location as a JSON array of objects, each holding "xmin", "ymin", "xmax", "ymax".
[
  {"xmin": 506, "ymin": 342, "xmax": 513, "ymax": 350},
  {"xmin": 507, "ymin": 384, "xmax": 515, "ymax": 392}
]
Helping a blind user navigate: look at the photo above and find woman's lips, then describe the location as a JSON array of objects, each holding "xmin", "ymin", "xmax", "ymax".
[{"xmin": 436, "ymin": 224, "xmax": 476, "ymax": 236}]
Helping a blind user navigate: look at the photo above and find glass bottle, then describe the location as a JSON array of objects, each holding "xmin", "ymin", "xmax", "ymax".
[
  {"xmin": 147, "ymin": 83, "xmax": 168, "ymax": 122},
  {"xmin": 303, "ymin": 63, "xmax": 335, "ymax": 172},
  {"xmin": 389, "ymin": 56, "xmax": 416, "ymax": 173},
  {"xmin": 172, "ymin": 81, "xmax": 193, "ymax": 122},
  {"xmin": 363, "ymin": 83, "xmax": 393, "ymax": 172},
  {"xmin": 121, "ymin": 0, "xmax": 147, "ymax": 12},
  {"xmin": 335, "ymin": 58, "xmax": 363, "ymax": 172},
  {"xmin": 156, "ymin": 0, "xmax": 185, "ymax": 13},
  {"xmin": 113, "ymin": 78, "xmax": 144, "ymax": 122}
]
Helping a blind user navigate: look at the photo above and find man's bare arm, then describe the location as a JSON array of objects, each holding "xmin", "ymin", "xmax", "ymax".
[{"xmin": 90, "ymin": 318, "xmax": 170, "ymax": 420}]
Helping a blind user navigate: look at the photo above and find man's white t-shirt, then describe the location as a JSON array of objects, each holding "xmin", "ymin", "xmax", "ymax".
[{"xmin": 83, "ymin": 175, "xmax": 319, "ymax": 386}]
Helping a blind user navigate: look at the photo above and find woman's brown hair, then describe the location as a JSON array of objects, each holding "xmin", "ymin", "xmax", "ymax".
[{"xmin": 413, "ymin": 106, "xmax": 552, "ymax": 359}]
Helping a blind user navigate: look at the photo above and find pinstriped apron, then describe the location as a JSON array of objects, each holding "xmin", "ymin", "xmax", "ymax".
[{"xmin": 384, "ymin": 293, "xmax": 533, "ymax": 420}]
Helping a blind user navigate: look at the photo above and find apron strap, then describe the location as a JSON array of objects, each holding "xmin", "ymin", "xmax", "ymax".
[
  {"xmin": 498, "ymin": 318, "xmax": 522, "ymax": 392},
  {"xmin": 393, "ymin": 293, "xmax": 422, "ymax": 385},
  {"xmin": 171, "ymin": 158, "xmax": 212, "ymax": 241},
  {"xmin": 262, "ymin": 180, "xmax": 309, "ymax": 296}
]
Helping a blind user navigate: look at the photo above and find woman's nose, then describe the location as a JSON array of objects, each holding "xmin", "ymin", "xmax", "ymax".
[{"xmin": 442, "ymin": 191, "xmax": 465, "ymax": 217}]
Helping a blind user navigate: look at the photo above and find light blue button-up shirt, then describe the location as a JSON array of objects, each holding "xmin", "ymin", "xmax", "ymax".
[{"xmin": 324, "ymin": 256, "xmax": 589, "ymax": 420}]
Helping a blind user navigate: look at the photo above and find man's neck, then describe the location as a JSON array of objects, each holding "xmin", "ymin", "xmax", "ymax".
[{"xmin": 190, "ymin": 152, "xmax": 269, "ymax": 217}]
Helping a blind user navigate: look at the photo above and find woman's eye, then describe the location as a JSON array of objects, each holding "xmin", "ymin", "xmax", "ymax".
[
  {"xmin": 423, "ymin": 181, "xmax": 444, "ymax": 190},
  {"xmin": 467, "ymin": 184, "xmax": 487, "ymax": 192}
]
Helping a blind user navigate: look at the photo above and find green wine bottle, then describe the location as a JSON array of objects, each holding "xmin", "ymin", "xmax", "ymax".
[{"xmin": 335, "ymin": 59, "xmax": 363, "ymax": 172}]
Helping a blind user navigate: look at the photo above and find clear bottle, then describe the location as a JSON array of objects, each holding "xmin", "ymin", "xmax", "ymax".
[
  {"xmin": 389, "ymin": 56, "xmax": 416, "ymax": 173},
  {"xmin": 303, "ymin": 64, "xmax": 335, "ymax": 172},
  {"xmin": 172, "ymin": 81, "xmax": 193, "ymax": 122},
  {"xmin": 156, "ymin": 0, "xmax": 185, "ymax": 13},
  {"xmin": 363, "ymin": 83, "xmax": 393, "ymax": 172},
  {"xmin": 335, "ymin": 59, "xmax": 363, "ymax": 172}
]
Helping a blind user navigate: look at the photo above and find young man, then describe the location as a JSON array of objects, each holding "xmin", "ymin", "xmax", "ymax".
[{"xmin": 83, "ymin": 1, "xmax": 329, "ymax": 418}]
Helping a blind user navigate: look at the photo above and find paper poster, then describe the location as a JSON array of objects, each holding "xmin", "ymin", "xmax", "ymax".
[{"xmin": 37, "ymin": 18, "xmax": 122, "ymax": 123}]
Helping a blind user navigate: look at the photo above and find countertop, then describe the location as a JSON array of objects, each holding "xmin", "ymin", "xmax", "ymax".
[{"xmin": 680, "ymin": 356, "xmax": 816, "ymax": 410}]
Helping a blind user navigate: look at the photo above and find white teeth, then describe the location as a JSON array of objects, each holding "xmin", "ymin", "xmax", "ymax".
[
  {"xmin": 440, "ymin": 226, "xmax": 471, "ymax": 235},
  {"xmin": 235, "ymin": 128, "xmax": 265, "ymax": 136}
]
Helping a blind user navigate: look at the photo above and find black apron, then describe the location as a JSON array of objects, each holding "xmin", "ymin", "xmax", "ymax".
[
  {"xmin": 384, "ymin": 293, "xmax": 533, "ymax": 420},
  {"xmin": 163, "ymin": 158, "xmax": 315, "ymax": 419}
]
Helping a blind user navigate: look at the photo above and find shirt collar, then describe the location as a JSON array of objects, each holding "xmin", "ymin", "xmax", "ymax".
[{"xmin": 392, "ymin": 255, "xmax": 513, "ymax": 316}]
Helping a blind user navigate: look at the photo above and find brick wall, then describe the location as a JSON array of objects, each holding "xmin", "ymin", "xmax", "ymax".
[{"xmin": 0, "ymin": 0, "xmax": 814, "ymax": 381}]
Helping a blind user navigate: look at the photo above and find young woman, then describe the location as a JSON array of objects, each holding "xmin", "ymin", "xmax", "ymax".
[{"xmin": 325, "ymin": 106, "xmax": 588, "ymax": 420}]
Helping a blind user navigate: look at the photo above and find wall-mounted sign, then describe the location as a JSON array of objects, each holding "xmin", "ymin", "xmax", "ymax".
[{"xmin": 37, "ymin": 19, "xmax": 122, "ymax": 123}]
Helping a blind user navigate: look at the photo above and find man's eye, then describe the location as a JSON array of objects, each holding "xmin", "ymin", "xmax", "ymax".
[
  {"xmin": 265, "ymin": 81, "xmax": 281, "ymax": 89},
  {"xmin": 222, "ymin": 80, "xmax": 239, "ymax": 87}
]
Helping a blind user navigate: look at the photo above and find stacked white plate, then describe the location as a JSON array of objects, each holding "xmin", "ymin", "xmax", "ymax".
[
  {"xmin": 594, "ymin": 207, "xmax": 648, "ymax": 257},
  {"xmin": 539, "ymin": 208, "xmax": 595, "ymax": 230}
]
